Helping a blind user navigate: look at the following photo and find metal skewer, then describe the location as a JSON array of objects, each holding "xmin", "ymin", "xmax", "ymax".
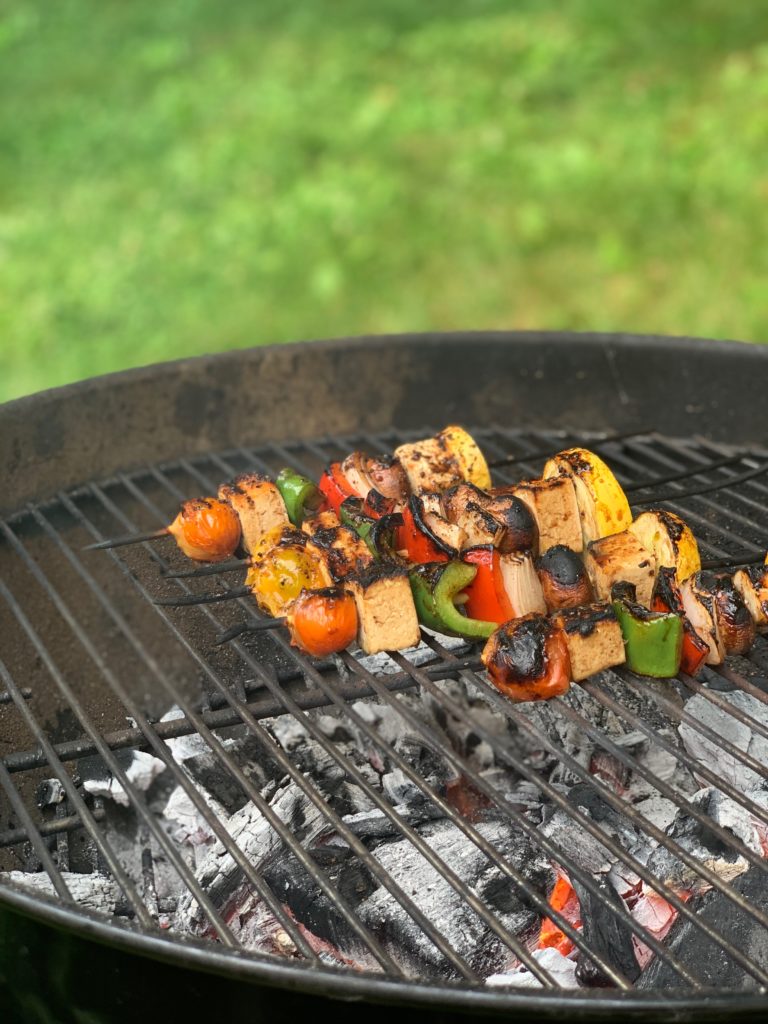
[
  {"xmin": 84, "ymin": 527, "xmax": 169, "ymax": 551},
  {"xmin": 215, "ymin": 619, "xmax": 286, "ymax": 645},
  {"xmin": 153, "ymin": 587, "xmax": 251, "ymax": 607}
]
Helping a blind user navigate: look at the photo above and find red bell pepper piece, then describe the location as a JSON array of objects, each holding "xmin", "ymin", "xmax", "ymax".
[
  {"xmin": 397, "ymin": 505, "xmax": 449, "ymax": 564},
  {"xmin": 317, "ymin": 462, "xmax": 356, "ymax": 515},
  {"xmin": 462, "ymin": 547, "xmax": 513, "ymax": 624}
]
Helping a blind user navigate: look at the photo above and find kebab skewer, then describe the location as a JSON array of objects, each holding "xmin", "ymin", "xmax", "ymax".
[{"xmin": 85, "ymin": 429, "xmax": 767, "ymax": 699}]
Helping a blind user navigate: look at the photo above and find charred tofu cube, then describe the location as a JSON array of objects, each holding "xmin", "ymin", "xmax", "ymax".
[
  {"xmin": 394, "ymin": 436, "xmax": 463, "ymax": 494},
  {"xmin": 218, "ymin": 473, "xmax": 289, "ymax": 556},
  {"xmin": 733, "ymin": 565, "xmax": 768, "ymax": 627},
  {"xmin": 305, "ymin": 524, "xmax": 373, "ymax": 582},
  {"xmin": 584, "ymin": 531, "xmax": 657, "ymax": 608},
  {"xmin": 346, "ymin": 564, "xmax": 421, "ymax": 654},
  {"xmin": 302, "ymin": 510, "xmax": 342, "ymax": 536},
  {"xmin": 510, "ymin": 476, "xmax": 582, "ymax": 554},
  {"xmin": 553, "ymin": 604, "xmax": 626, "ymax": 681}
]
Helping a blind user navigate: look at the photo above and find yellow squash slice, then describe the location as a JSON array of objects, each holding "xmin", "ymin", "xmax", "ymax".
[
  {"xmin": 543, "ymin": 448, "xmax": 631, "ymax": 545},
  {"xmin": 628, "ymin": 509, "xmax": 701, "ymax": 583}
]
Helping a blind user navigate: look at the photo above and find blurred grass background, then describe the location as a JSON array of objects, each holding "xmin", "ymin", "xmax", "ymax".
[{"xmin": 1, "ymin": 0, "xmax": 767, "ymax": 402}]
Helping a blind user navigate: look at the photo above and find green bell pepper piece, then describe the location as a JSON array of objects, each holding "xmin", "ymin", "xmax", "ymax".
[
  {"xmin": 276, "ymin": 468, "xmax": 323, "ymax": 526},
  {"xmin": 339, "ymin": 497, "xmax": 378, "ymax": 556},
  {"xmin": 612, "ymin": 596, "xmax": 683, "ymax": 678},
  {"xmin": 410, "ymin": 561, "xmax": 497, "ymax": 640}
]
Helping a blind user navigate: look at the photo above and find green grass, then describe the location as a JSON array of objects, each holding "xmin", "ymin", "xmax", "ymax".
[{"xmin": 1, "ymin": 1, "xmax": 768, "ymax": 401}]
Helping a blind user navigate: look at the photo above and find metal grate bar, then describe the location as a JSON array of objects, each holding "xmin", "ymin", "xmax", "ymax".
[
  {"xmin": 83, "ymin": 476, "xmax": 489, "ymax": 984},
  {"xmin": 65, "ymin": 490, "xmax": 407, "ymax": 973},
  {"xmin": 0, "ymin": 804, "xmax": 107, "ymax": 850},
  {"xmin": 0, "ymin": 641, "xmax": 152, "ymax": 926},
  {"xmin": 403, "ymin": 645, "xmax": 768, "ymax": 987},
  {"xmin": 167, "ymin": 452, "xmax": 559, "ymax": 984},
  {"xmin": 0, "ymin": 520, "xmax": 257, "ymax": 951},
  {"xmin": 0, "ymin": 729, "xmax": 72, "ymax": 899}
]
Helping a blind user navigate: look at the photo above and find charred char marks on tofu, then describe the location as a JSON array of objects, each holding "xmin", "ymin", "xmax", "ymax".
[
  {"xmin": 347, "ymin": 564, "xmax": 421, "ymax": 654},
  {"xmin": 553, "ymin": 603, "xmax": 625, "ymax": 681},
  {"xmin": 218, "ymin": 473, "xmax": 289, "ymax": 554},
  {"xmin": 305, "ymin": 524, "xmax": 373, "ymax": 581}
]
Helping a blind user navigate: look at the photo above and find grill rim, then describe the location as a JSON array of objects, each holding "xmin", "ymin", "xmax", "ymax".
[
  {"xmin": 5, "ymin": 883, "xmax": 768, "ymax": 1018},
  {"xmin": 4, "ymin": 332, "xmax": 768, "ymax": 1014}
]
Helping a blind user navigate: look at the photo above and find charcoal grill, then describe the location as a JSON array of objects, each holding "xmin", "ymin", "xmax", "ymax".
[{"xmin": 1, "ymin": 332, "xmax": 768, "ymax": 1022}]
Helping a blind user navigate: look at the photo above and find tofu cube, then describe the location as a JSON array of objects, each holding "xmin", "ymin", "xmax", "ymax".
[
  {"xmin": 218, "ymin": 474, "xmax": 289, "ymax": 555},
  {"xmin": 584, "ymin": 530, "xmax": 657, "ymax": 608},
  {"xmin": 346, "ymin": 565, "xmax": 421, "ymax": 654},
  {"xmin": 553, "ymin": 604, "xmax": 626, "ymax": 681},
  {"xmin": 510, "ymin": 476, "xmax": 583, "ymax": 554}
]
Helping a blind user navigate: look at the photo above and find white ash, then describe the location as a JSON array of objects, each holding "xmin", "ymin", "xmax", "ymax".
[
  {"xmin": 645, "ymin": 787, "xmax": 762, "ymax": 896},
  {"xmin": 83, "ymin": 750, "xmax": 166, "ymax": 808},
  {"xmin": 1, "ymin": 871, "xmax": 124, "ymax": 915},
  {"xmin": 486, "ymin": 947, "xmax": 579, "ymax": 989},
  {"xmin": 174, "ymin": 781, "xmax": 331, "ymax": 934},
  {"xmin": 161, "ymin": 706, "xmax": 211, "ymax": 763},
  {"xmin": 163, "ymin": 785, "xmax": 228, "ymax": 859},
  {"xmin": 349, "ymin": 815, "xmax": 552, "ymax": 979},
  {"xmin": 679, "ymin": 690, "xmax": 768, "ymax": 792},
  {"xmin": 354, "ymin": 633, "xmax": 468, "ymax": 677}
]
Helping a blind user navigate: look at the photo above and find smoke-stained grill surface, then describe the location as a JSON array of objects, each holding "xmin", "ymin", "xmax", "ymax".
[{"xmin": 1, "ymin": 333, "xmax": 768, "ymax": 1021}]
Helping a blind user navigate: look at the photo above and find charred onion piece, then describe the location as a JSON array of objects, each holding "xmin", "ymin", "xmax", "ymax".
[
  {"xmin": 629, "ymin": 508, "xmax": 701, "ymax": 582},
  {"xmin": 696, "ymin": 571, "xmax": 756, "ymax": 656},
  {"xmin": 535, "ymin": 545, "xmax": 593, "ymax": 611},
  {"xmin": 543, "ymin": 448, "xmax": 631, "ymax": 545},
  {"xmin": 680, "ymin": 572, "xmax": 725, "ymax": 665},
  {"xmin": 364, "ymin": 455, "xmax": 409, "ymax": 502},
  {"xmin": 652, "ymin": 566, "xmax": 710, "ymax": 676},
  {"xmin": 341, "ymin": 452, "xmax": 374, "ymax": 500},
  {"xmin": 167, "ymin": 498, "xmax": 242, "ymax": 562},
  {"xmin": 481, "ymin": 615, "xmax": 571, "ymax": 702},
  {"xmin": 286, "ymin": 587, "xmax": 358, "ymax": 657},
  {"xmin": 409, "ymin": 493, "xmax": 466, "ymax": 557},
  {"xmin": 733, "ymin": 564, "xmax": 768, "ymax": 627}
]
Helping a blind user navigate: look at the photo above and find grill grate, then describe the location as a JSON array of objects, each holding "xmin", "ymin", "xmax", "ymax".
[{"xmin": 2, "ymin": 426, "xmax": 768, "ymax": 997}]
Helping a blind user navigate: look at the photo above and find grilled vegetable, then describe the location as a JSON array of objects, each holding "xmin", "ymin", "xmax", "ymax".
[
  {"xmin": 275, "ymin": 468, "xmax": 324, "ymax": 526},
  {"xmin": 543, "ymin": 448, "xmax": 632, "ymax": 545},
  {"xmin": 481, "ymin": 615, "xmax": 572, "ymax": 702},
  {"xmin": 346, "ymin": 564, "xmax": 421, "ymax": 654},
  {"xmin": 286, "ymin": 587, "xmax": 358, "ymax": 657},
  {"xmin": 652, "ymin": 567, "xmax": 709, "ymax": 676},
  {"xmin": 304, "ymin": 523, "xmax": 374, "ymax": 583},
  {"xmin": 584, "ymin": 530, "xmax": 657, "ymax": 608},
  {"xmin": 611, "ymin": 583, "xmax": 682, "ymax": 678},
  {"xmin": 394, "ymin": 425, "xmax": 489, "ymax": 494},
  {"xmin": 462, "ymin": 547, "xmax": 511, "ymax": 623},
  {"xmin": 552, "ymin": 603, "xmax": 626, "ymax": 681},
  {"xmin": 629, "ymin": 509, "xmax": 701, "ymax": 582},
  {"xmin": 339, "ymin": 497, "xmax": 377, "ymax": 556},
  {"xmin": 498, "ymin": 551, "xmax": 547, "ymax": 618},
  {"xmin": 166, "ymin": 498, "xmax": 242, "ymax": 562},
  {"xmin": 317, "ymin": 462, "xmax": 358, "ymax": 515},
  {"xmin": 218, "ymin": 473, "xmax": 289, "ymax": 556},
  {"xmin": 696, "ymin": 571, "xmax": 755, "ymax": 656},
  {"xmin": 245, "ymin": 532, "xmax": 328, "ymax": 617},
  {"xmin": 680, "ymin": 572, "xmax": 725, "ymax": 666},
  {"xmin": 733, "ymin": 564, "xmax": 768, "ymax": 627},
  {"xmin": 364, "ymin": 455, "xmax": 409, "ymax": 503},
  {"xmin": 409, "ymin": 562, "xmax": 496, "ymax": 640},
  {"xmin": 535, "ymin": 545, "xmax": 594, "ymax": 612},
  {"xmin": 445, "ymin": 483, "xmax": 538, "ymax": 553},
  {"xmin": 507, "ymin": 476, "xmax": 583, "ymax": 553},
  {"xmin": 437, "ymin": 425, "xmax": 491, "ymax": 490}
]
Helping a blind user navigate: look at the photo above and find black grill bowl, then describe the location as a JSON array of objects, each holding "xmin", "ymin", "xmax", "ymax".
[{"xmin": 2, "ymin": 332, "xmax": 768, "ymax": 1023}]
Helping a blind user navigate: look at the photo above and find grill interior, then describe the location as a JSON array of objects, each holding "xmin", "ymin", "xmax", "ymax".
[{"xmin": 2, "ymin": 424, "xmax": 768, "ymax": 1001}]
